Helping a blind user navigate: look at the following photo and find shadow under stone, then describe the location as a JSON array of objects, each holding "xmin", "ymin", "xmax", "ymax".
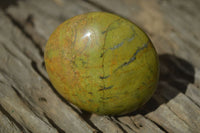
[{"xmin": 129, "ymin": 54, "xmax": 195, "ymax": 116}]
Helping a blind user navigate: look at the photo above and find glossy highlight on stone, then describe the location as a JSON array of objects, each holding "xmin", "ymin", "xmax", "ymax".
[{"xmin": 44, "ymin": 12, "xmax": 159, "ymax": 115}]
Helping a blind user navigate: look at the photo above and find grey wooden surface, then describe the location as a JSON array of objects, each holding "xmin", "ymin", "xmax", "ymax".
[{"xmin": 0, "ymin": 0, "xmax": 200, "ymax": 132}]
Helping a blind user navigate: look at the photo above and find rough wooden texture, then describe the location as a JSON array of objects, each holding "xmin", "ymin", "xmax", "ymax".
[
  {"xmin": 186, "ymin": 84, "xmax": 200, "ymax": 106},
  {"xmin": 146, "ymin": 104, "xmax": 192, "ymax": 133},
  {"xmin": 118, "ymin": 115, "xmax": 164, "ymax": 133},
  {"xmin": 0, "ymin": 111, "xmax": 22, "ymax": 133},
  {"xmin": 167, "ymin": 93, "xmax": 200, "ymax": 131},
  {"xmin": 89, "ymin": 114, "xmax": 124, "ymax": 133},
  {"xmin": 0, "ymin": 0, "xmax": 200, "ymax": 132}
]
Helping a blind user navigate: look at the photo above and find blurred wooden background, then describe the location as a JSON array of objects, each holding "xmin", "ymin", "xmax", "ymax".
[{"xmin": 0, "ymin": 0, "xmax": 200, "ymax": 132}]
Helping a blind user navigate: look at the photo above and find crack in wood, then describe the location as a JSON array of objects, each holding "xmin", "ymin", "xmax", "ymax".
[
  {"xmin": 128, "ymin": 117, "xmax": 140, "ymax": 130},
  {"xmin": 109, "ymin": 117, "xmax": 129, "ymax": 133},
  {"xmin": 83, "ymin": 0, "xmax": 115, "ymax": 14},
  {"xmin": 81, "ymin": 111, "xmax": 103, "ymax": 133},
  {"xmin": 0, "ymin": 103, "xmax": 27, "ymax": 133},
  {"xmin": 185, "ymin": 93, "xmax": 200, "ymax": 108},
  {"xmin": 143, "ymin": 116, "xmax": 168, "ymax": 133},
  {"xmin": 3, "ymin": 11, "xmax": 44, "ymax": 57},
  {"xmin": 44, "ymin": 113, "xmax": 65, "ymax": 133},
  {"xmin": 30, "ymin": 61, "xmax": 83, "ymax": 115},
  {"xmin": 165, "ymin": 103, "xmax": 193, "ymax": 130},
  {"xmin": 0, "ymin": 41, "xmax": 25, "ymax": 66},
  {"xmin": 11, "ymin": 85, "xmax": 52, "ymax": 127},
  {"xmin": 116, "ymin": 117, "xmax": 137, "ymax": 131}
]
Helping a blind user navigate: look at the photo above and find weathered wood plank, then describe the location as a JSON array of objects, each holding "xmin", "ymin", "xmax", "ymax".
[
  {"xmin": 118, "ymin": 115, "xmax": 165, "ymax": 133},
  {"xmin": 146, "ymin": 104, "xmax": 192, "ymax": 133},
  {"xmin": 0, "ymin": 82, "xmax": 56, "ymax": 133},
  {"xmin": 90, "ymin": 114, "xmax": 124, "ymax": 133},
  {"xmin": 167, "ymin": 93, "xmax": 200, "ymax": 132},
  {"xmin": 117, "ymin": 116, "xmax": 137, "ymax": 132},
  {"xmin": 131, "ymin": 115, "xmax": 165, "ymax": 133},
  {"xmin": 142, "ymin": 80, "xmax": 200, "ymax": 132},
  {"xmin": 195, "ymin": 68, "xmax": 200, "ymax": 87},
  {"xmin": 0, "ymin": 109, "xmax": 22, "ymax": 133},
  {"xmin": 109, "ymin": 117, "xmax": 136, "ymax": 133},
  {"xmin": 145, "ymin": 82, "xmax": 200, "ymax": 132},
  {"xmin": 186, "ymin": 84, "xmax": 200, "ymax": 107},
  {"xmin": 138, "ymin": 80, "xmax": 185, "ymax": 116}
]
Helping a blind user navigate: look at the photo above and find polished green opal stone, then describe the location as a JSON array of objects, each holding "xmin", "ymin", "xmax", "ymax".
[{"xmin": 44, "ymin": 12, "xmax": 159, "ymax": 115}]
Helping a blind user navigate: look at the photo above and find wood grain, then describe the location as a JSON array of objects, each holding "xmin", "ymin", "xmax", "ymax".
[
  {"xmin": 146, "ymin": 104, "xmax": 192, "ymax": 133},
  {"xmin": 186, "ymin": 84, "xmax": 200, "ymax": 106}
]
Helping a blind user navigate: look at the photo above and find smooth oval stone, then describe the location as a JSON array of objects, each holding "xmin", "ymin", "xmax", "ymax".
[{"xmin": 44, "ymin": 12, "xmax": 159, "ymax": 115}]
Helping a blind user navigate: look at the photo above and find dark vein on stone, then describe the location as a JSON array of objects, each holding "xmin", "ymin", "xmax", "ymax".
[
  {"xmin": 100, "ymin": 97, "xmax": 112, "ymax": 100},
  {"xmin": 100, "ymin": 52, "xmax": 104, "ymax": 58},
  {"xmin": 101, "ymin": 23, "xmax": 107, "ymax": 110},
  {"xmin": 114, "ymin": 42, "xmax": 149, "ymax": 73},
  {"xmin": 99, "ymin": 75, "xmax": 110, "ymax": 79},
  {"xmin": 101, "ymin": 19, "xmax": 121, "ymax": 34},
  {"xmin": 100, "ymin": 18, "xmax": 122, "ymax": 58},
  {"xmin": 100, "ymin": 27, "xmax": 135, "ymax": 57},
  {"xmin": 110, "ymin": 41, "xmax": 124, "ymax": 50},
  {"xmin": 128, "ymin": 36, "xmax": 134, "ymax": 42},
  {"xmin": 100, "ymin": 19, "xmax": 121, "ymax": 108},
  {"xmin": 88, "ymin": 92, "xmax": 93, "ymax": 95},
  {"xmin": 110, "ymin": 33, "xmax": 135, "ymax": 50},
  {"xmin": 99, "ymin": 85, "xmax": 114, "ymax": 91}
]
